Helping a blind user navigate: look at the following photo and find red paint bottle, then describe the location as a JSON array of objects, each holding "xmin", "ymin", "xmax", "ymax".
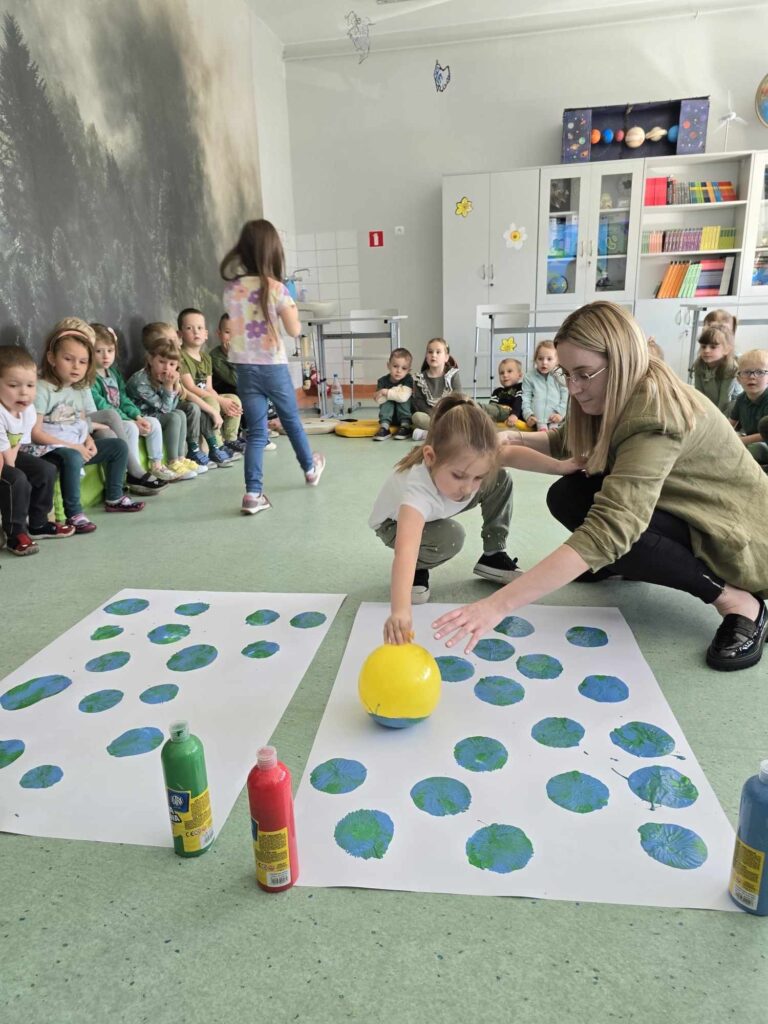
[{"xmin": 247, "ymin": 746, "xmax": 299, "ymax": 892}]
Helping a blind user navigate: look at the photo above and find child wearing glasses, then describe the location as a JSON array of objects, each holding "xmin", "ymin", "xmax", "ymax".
[
  {"xmin": 522, "ymin": 341, "xmax": 568, "ymax": 430},
  {"xmin": 730, "ymin": 349, "xmax": 768, "ymax": 469},
  {"xmin": 692, "ymin": 323, "xmax": 741, "ymax": 414}
]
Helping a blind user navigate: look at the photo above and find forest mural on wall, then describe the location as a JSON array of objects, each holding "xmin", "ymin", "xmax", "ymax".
[{"xmin": 0, "ymin": 0, "xmax": 261, "ymax": 364}]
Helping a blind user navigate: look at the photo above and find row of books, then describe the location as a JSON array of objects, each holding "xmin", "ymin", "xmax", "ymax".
[
  {"xmin": 644, "ymin": 177, "xmax": 738, "ymax": 206},
  {"xmin": 641, "ymin": 226, "xmax": 738, "ymax": 253},
  {"xmin": 655, "ymin": 256, "xmax": 735, "ymax": 298}
]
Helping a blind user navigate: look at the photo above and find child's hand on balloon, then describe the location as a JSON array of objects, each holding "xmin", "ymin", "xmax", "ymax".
[{"xmin": 384, "ymin": 612, "xmax": 414, "ymax": 646}]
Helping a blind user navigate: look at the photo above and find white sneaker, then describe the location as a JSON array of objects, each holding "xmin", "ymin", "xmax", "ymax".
[
  {"xmin": 151, "ymin": 464, "xmax": 179, "ymax": 482},
  {"xmin": 265, "ymin": 441, "xmax": 277, "ymax": 451},
  {"xmin": 411, "ymin": 428, "xmax": 428, "ymax": 442},
  {"xmin": 305, "ymin": 452, "xmax": 326, "ymax": 486},
  {"xmin": 241, "ymin": 493, "xmax": 272, "ymax": 515}
]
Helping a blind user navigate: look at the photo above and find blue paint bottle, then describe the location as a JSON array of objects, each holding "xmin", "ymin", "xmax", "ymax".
[{"xmin": 729, "ymin": 759, "xmax": 768, "ymax": 915}]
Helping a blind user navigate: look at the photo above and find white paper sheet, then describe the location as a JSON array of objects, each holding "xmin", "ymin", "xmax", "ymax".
[
  {"xmin": 295, "ymin": 603, "xmax": 738, "ymax": 911},
  {"xmin": 0, "ymin": 589, "xmax": 344, "ymax": 847}
]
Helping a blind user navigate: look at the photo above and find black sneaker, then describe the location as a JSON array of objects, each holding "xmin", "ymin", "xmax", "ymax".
[
  {"xmin": 706, "ymin": 597, "xmax": 768, "ymax": 671},
  {"xmin": 412, "ymin": 568, "xmax": 430, "ymax": 604},
  {"xmin": 126, "ymin": 473, "xmax": 167, "ymax": 496},
  {"xmin": 393, "ymin": 426, "xmax": 411, "ymax": 440},
  {"xmin": 473, "ymin": 552, "xmax": 522, "ymax": 583},
  {"xmin": 373, "ymin": 425, "xmax": 391, "ymax": 442}
]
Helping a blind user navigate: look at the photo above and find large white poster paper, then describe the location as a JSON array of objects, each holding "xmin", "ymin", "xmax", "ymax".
[
  {"xmin": 0, "ymin": 589, "xmax": 344, "ymax": 847},
  {"xmin": 295, "ymin": 603, "xmax": 738, "ymax": 911}
]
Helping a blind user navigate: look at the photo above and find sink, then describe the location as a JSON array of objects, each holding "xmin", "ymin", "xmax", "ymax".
[{"xmin": 297, "ymin": 300, "xmax": 337, "ymax": 319}]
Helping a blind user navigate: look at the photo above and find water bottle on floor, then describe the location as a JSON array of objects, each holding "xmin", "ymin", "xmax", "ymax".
[
  {"xmin": 331, "ymin": 373, "xmax": 345, "ymax": 417},
  {"xmin": 729, "ymin": 759, "xmax": 768, "ymax": 915}
]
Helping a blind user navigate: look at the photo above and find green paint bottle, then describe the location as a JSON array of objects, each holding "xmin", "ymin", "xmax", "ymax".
[{"xmin": 161, "ymin": 721, "xmax": 214, "ymax": 857}]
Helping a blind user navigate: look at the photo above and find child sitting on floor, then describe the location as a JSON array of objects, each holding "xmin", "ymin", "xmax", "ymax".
[
  {"xmin": 411, "ymin": 337, "xmax": 462, "ymax": 440},
  {"xmin": 730, "ymin": 348, "xmax": 768, "ymax": 470},
  {"xmin": 692, "ymin": 323, "xmax": 741, "ymax": 414},
  {"xmin": 522, "ymin": 340, "xmax": 568, "ymax": 431},
  {"xmin": 373, "ymin": 347, "xmax": 413, "ymax": 441},
  {"xmin": 486, "ymin": 357, "xmax": 523, "ymax": 425}
]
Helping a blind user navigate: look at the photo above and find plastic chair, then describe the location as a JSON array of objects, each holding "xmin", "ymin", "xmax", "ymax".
[
  {"xmin": 473, "ymin": 304, "xmax": 531, "ymax": 399},
  {"xmin": 345, "ymin": 309, "xmax": 399, "ymax": 411}
]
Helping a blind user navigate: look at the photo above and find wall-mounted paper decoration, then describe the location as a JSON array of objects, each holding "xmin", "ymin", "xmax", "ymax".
[
  {"xmin": 503, "ymin": 223, "xmax": 528, "ymax": 249},
  {"xmin": 434, "ymin": 61, "xmax": 451, "ymax": 93},
  {"xmin": 346, "ymin": 11, "xmax": 372, "ymax": 63},
  {"xmin": 499, "ymin": 337, "xmax": 517, "ymax": 352},
  {"xmin": 455, "ymin": 197, "xmax": 473, "ymax": 217}
]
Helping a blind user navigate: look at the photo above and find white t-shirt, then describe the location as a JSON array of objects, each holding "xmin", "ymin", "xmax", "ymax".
[
  {"xmin": 34, "ymin": 381, "xmax": 93, "ymax": 445},
  {"xmin": 369, "ymin": 462, "xmax": 475, "ymax": 530},
  {"xmin": 0, "ymin": 403, "xmax": 36, "ymax": 452}
]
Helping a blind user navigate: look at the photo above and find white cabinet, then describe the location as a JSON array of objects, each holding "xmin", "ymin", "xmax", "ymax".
[
  {"xmin": 633, "ymin": 300, "xmax": 698, "ymax": 381},
  {"xmin": 739, "ymin": 153, "xmax": 768, "ymax": 297},
  {"xmin": 442, "ymin": 169, "xmax": 539, "ymax": 372}
]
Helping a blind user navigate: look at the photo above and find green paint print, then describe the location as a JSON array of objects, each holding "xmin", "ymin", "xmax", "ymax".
[
  {"xmin": 310, "ymin": 758, "xmax": 367, "ymax": 795},
  {"xmin": 531, "ymin": 717, "xmax": 584, "ymax": 748},
  {"xmin": 245, "ymin": 609, "xmax": 280, "ymax": 626},
  {"xmin": 566, "ymin": 626, "xmax": 609, "ymax": 648},
  {"xmin": 85, "ymin": 651, "xmax": 131, "ymax": 673},
  {"xmin": 241, "ymin": 641, "xmax": 280, "ymax": 660},
  {"xmin": 494, "ymin": 615, "xmax": 534, "ymax": 638},
  {"xmin": 334, "ymin": 809, "xmax": 394, "ymax": 860},
  {"xmin": 546, "ymin": 771, "xmax": 610, "ymax": 813},
  {"xmin": 20, "ymin": 764, "xmax": 63, "ymax": 789},
  {"xmin": 435, "ymin": 656, "xmax": 475, "ymax": 682},
  {"xmin": 610, "ymin": 721, "xmax": 675, "ymax": 758},
  {"xmin": 290, "ymin": 611, "xmax": 327, "ymax": 629},
  {"xmin": 1, "ymin": 674, "xmax": 72, "ymax": 711},
  {"xmin": 104, "ymin": 598, "xmax": 149, "ymax": 615},
  {"xmin": 166, "ymin": 645, "xmax": 218, "ymax": 672},
  {"xmin": 107, "ymin": 727, "xmax": 164, "ymax": 758},
  {"xmin": 466, "ymin": 824, "xmax": 533, "ymax": 874},
  {"xmin": 637, "ymin": 822, "xmax": 708, "ymax": 870},
  {"xmin": 78, "ymin": 689, "xmax": 124, "ymax": 714},
  {"xmin": 473, "ymin": 638, "xmax": 515, "ymax": 662},
  {"xmin": 410, "ymin": 777, "xmax": 471, "ymax": 817},
  {"xmin": 0, "ymin": 739, "xmax": 25, "ymax": 769},
  {"xmin": 454, "ymin": 736, "xmax": 508, "ymax": 773},
  {"xmin": 139, "ymin": 684, "xmax": 179, "ymax": 705},
  {"xmin": 516, "ymin": 654, "xmax": 563, "ymax": 679},
  {"xmin": 90, "ymin": 625, "xmax": 124, "ymax": 641},
  {"xmin": 473, "ymin": 675, "xmax": 525, "ymax": 707},
  {"xmin": 147, "ymin": 624, "xmax": 191, "ymax": 645},
  {"xmin": 174, "ymin": 602, "xmax": 209, "ymax": 616},
  {"xmin": 627, "ymin": 766, "xmax": 698, "ymax": 810}
]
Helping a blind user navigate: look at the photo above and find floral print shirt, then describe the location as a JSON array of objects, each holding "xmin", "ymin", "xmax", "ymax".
[{"xmin": 223, "ymin": 275, "xmax": 295, "ymax": 365}]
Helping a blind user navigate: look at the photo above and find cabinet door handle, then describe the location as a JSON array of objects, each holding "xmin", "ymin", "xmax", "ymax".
[
  {"xmin": 588, "ymin": 239, "xmax": 594, "ymax": 257},
  {"xmin": 480, "ymin": 264, "xmax": 486, "ymax": 280},
  {"xmin": 488, "ymin": 264, "xmax": 494, "ymax": 281},
  {"xmin": 579, "ymin": 241, "xmax": 584, "ymax": 258}
]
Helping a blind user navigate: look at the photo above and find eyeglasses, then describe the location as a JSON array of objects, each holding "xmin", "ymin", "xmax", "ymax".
[
  {"xmin": 738, "ymin": 369, "xmax": 768, "ymax": 379},
  {"xmin": 558, "ymin": 365, "xmax": 608, "ymax": 388}
]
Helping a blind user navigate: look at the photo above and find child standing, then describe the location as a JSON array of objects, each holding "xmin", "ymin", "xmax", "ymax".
[
  {"xmin": 730, "ymin": 348, "xmax": 768, "ymax": 469},
  {"xmin": 373, "ymin": 348, "xmax": 413, "ymax": 441},
  {"xmin": 90, "ymin": 324, "xmax": 174, "ymax": 494},
  {"xmin": 486, "ymin": 358, "xmax": 524, "ymax": 425},
  {"xmin": 692, "ymin": 323, "xmax": 741, "ymax": 414},
  {"xmin": 220, "ymin": 218, "xmax": 326, "ymax": 516},
  {"xmin": 29, "ymin": 319, "xmax": 143, "ymax": 533},
  {"xmin": 177, "ymin": 307, "xmax": 242, "ymax": 466},
  {"xmin": 522, "ymin": 340, "xmax": 568, "ymax": 430},
  {"xmin": 0, "ymin": 346, "xmax": 74, "ymax": 555},
  {"xmin": 126, "ymin": 338, "xmax": 198, "ymax": 480},
  {"xmin": 703, "ymin": 308, "xmax": 738, "ymax": 334},
  {"xmin": 411, "ymin": 338, "xmax": 462, "ymax": 439}
]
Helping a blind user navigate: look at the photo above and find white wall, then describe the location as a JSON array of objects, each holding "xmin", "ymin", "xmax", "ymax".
[{"xmin": 286, "ymin": 9, "xmax": 768, "ymax": 354}]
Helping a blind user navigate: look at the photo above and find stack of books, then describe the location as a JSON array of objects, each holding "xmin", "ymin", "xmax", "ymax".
[
  {"xmin": 644, "ymin": 178, "xmax": 739, "ymax": 205},
  {"xmin": 655, "ymin": 256, "xmax": 736, "ymax": 297},
  {"xmin": 641, "ymin": 226, "xmax": 739, "ymax": 253}
]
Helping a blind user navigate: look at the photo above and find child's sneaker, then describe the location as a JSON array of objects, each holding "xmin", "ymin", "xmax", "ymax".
[
  {"xmin": 188, "ymin": 448, "xmax": 212, "ymax": 470},
  {"xmin": 241, "ymin": 492, "xmax": 272, "ymax": 516},
  {"xmin": 208, "ymin": 445, "xmax": 234, "ymax": 467},
  {"xmin": 126, "ymin": 472, "xmax": 167, "ymax": 496},
  {"xmin": 305, "ymin": 452, "xmax": 326, "ymax": 486},
  {"xmin": 411, "ymin": 428, "xmax": 428, "ymax": 442},
  {"xmin": 150, "ymin": 464, "xmax": 180, "ymax": 482},
  {"xmin": 28, "ymin": 521, "xmax": 75, "ymax": 539},
  {"xmin": 473, "ymin": 552, "xmax": 522, "ymax": 583},
  {"xmin": 67, "ymin": 513, "xmax": 97, "ymax": 534},
  {"xmin": 7, "ymin": 532, "xmax": 39, "ymax": 556},
  {"xmin": 264, "ymin": 440, "xmax": 277, "ymax": 451},
  {"xmin": 169, "ymin": 460, "xmax": 197, "ymax": 481},
  {"xmin": 412, "ymin": 568, "xmax": 430, "ymax": 604},
  {"xmin": 393, "ymin": 426, "xmax": 411, "ymax": 440},
  {"xmin": 373, "ymin": 425, "xmax": 391, "ymax": 441},
  {"xmin": 225, "ymin": 437, "xmax": 247, "ymax": 454},
  {"xmin": 105, "ymin": 495, "xmax": 145, "ymax": 513},
  {"xmin": 181, "ymin": 456, "xmax": 204, "ymax": 474}
]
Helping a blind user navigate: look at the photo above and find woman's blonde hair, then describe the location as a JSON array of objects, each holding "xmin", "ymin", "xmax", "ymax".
[
  {"xmin": 39, "ymin": 317, "xmax": 96, "ymax": 389},
  {"xmin": 695, "ymin": 324, "xmax": 737, "ymax": 379},
  {"xmin": 554, "ymin": 301, "xmax": 704, "ymax": 475},
  {"xmin": 396, "ymin": 393, "xmax": 498, "ymax": 481},
  {"xmin": 703, "ymin": 308, "xmax": 737, "ymax": 334}
]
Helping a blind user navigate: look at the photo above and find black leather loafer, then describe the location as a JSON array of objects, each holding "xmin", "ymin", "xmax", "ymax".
[{"xmin": 706, "ymin": 597, "xmax": 768, "ymax": 671}]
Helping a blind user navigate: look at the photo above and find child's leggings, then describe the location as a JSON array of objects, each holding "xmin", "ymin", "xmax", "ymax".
[
  {"xmin": 202, "ymin": 394, "xmax": 242, "ymax": 444},
  {"xmin": 42, "ymin": 437, "xmax": 128, "ymax": 518},
  {"xmin": 0, "ymin": 453, "xmax": 57, "ymax": 535},
  {"xmin": 155, "ymin": 410, "xmax": 187, "ymax": 461},
  {"xmin": 90, "ymin": 408, "xmax": 163, "ymax": 477}
]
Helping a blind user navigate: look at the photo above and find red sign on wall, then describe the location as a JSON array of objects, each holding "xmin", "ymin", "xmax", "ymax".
[{"xmin": 368, "ymin": 230, "xmax": 384, "ymax": 248}]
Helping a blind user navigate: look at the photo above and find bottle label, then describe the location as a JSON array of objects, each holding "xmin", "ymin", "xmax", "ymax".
[
  {"xmin": 251, "ymin": 817, "xmax": 291, "ymax": 888},
  {"xmin": 167, "ymin": 787, "xmax": 214, "ymax": 853},
  {"xmin": 729, "ymin": 836, "xmax": 765, "ymax": 910}
]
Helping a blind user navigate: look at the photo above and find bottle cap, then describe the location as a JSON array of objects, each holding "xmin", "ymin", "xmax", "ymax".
[
  {"xmin": 759, "ymin": 759, "xmax": 768, "ymax": 784},
  {"xmin": 170, "ymin": 721, "xmax": 190, "ymax": 743},
  {"xmin": 258, "ymin": 746, "xmax": 278, "ymax": 770}
]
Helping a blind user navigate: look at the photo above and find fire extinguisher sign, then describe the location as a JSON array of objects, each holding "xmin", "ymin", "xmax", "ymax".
[{"xmin": 368, "ymin": 230, "xmax": 384, "ymax": 248}]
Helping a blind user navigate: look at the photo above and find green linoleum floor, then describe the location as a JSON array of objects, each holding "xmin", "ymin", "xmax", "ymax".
[{"xmin": 3, "ymin": 423, "xmax": 766, "ymax": 1024}]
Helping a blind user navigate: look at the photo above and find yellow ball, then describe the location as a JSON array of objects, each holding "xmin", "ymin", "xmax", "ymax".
[{"xmin": 358, "ymin": 643, "xmax": 442, "ymax": 728}]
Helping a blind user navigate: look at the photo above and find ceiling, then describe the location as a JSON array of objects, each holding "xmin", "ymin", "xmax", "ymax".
[{"xmin": 248, "ymin": 0, "xmax": 765, "ymax": 60}]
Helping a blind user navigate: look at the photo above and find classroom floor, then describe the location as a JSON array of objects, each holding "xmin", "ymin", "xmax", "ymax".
[{"xmin": 4, "ymin": 420, "xmax": 766, "ymax": 1024}]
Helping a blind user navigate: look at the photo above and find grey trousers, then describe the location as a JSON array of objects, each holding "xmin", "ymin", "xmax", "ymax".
[
  {"xmin": 411, "ymin": 411, "xmax": 431, "ymax": 430},
  {"xmin": 375, "ymin": 467, "xmax": 514, "ymax": 570}
]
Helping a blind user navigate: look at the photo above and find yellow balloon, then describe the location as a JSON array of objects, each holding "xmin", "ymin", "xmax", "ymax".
[{"xmin": 358, "ymin": 643, "xmax": 442, "ymax": 728}]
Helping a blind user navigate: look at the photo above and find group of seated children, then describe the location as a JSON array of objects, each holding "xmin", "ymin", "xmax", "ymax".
[{"xmin": 0, "ymin": 308, "xmax": 250, "ymax": 558}]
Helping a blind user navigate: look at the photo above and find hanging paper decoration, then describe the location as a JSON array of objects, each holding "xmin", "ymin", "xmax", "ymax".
[
  {"xmin": 499, "ymin": 337, "xmax": 517, "ymax": 352},
  {"xmin": 434, "ymin": 61, "xmax": 451, "ymax": 93},
  {"xmin": 346, "ymin": 11, "xmax": 372, "ymax": 63},
  {"xmin": 503, "ymin": 223, "xmax": 528, "ymax": 249},
  {"xmin": 455, "ymin": 197, "xmax": 473, "ymax": 217}
]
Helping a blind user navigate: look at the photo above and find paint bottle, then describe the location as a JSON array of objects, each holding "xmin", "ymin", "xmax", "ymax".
[
  {"xmin": 247, "ymin": 746, "xmax": 298, "ymax": 892},
  {"xmin": 161, "ymin": 721, "xmax": 214, "ymax": 858},
  {"xmin": 729, "ymin": 759, "xmax": 768, "ymax": 915}
]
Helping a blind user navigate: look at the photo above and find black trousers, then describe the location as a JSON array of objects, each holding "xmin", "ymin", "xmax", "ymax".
[
  {"xmin": 0, "ymin": 452, "xmax": 58, "ymax": 536},
  {"xmin": 546, "ymin": 472, "xmax": 725, "ymax": 604}
]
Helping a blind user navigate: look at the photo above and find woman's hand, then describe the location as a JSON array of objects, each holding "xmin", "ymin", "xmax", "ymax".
[
  {"xmin": 559, "ymin": 456, "xmax": 587, "ymax": 475},
  {"xmin": 384, "ymin": 612, "xmax": 414, "ymax": 646},
  {"xmin": 431, "ymin": 594, "xmax": 506, "ymax": 654}
]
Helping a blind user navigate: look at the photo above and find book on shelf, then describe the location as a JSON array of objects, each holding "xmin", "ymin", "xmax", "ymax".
[
  {"xmin": 719, "ymin": 256, "xmax": 735, "ymax": 294},
  {"xmin": 662, "ymin": 179, "xmax": 737, "ymax": 204},
  {"xmin": 655, "ymin": 255, "xmax": 735, "ymax": 298}
]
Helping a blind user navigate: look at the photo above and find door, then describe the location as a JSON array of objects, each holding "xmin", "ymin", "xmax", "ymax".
[
  {"xmin": 584, "ymin": 160, "xmax": 643, "ymax": 303},
  {"xmin": 537, "ymin": 165, "xmax": 591, "ymax": 309},
  {"xmin": 442, "ymin": 173, "xmax": 490, "ymax": 369}
]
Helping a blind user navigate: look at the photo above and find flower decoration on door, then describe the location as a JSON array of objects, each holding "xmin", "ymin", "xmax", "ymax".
[
  {"xmin": 503, "ymin": 223, "xmax": 528, "ymax": 249},
  {"xmin": 346, "ymin": 11, "xmax": 372, "ymax": 63},
  {"xmin": 499, "ymin": 337, "xmax": 517, "ymax": 352},
  {"xmin": 434, "ymin": 61, "xmax": 451, "ymax": 92},
  {"xmin": 455, "ymin": 196, "xmax": 473, "ymax": 217}
]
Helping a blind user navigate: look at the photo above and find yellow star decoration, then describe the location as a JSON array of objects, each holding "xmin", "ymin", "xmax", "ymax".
[
  {"xmin": 455, "ymin": 196, "xmax": 473, "ymax": 217},
  {"xmin": 499, "ymin": 337, "xmax": 517, "ymax": 352}
]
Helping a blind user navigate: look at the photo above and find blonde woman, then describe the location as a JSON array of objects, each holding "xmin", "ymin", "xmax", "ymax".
[{"xmin": 433, "ymin": 301, "xmax": 768, "ymax": 672}]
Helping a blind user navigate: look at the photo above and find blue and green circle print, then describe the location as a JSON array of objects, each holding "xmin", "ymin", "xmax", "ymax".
[
  {"xmin": 139, "ymin": 684, "xmax": 179, "ymax": 705},
  {"xmin": 104, "ymin": 598, "xmax": 148, "ymax": 615},
  {"xmin": 566, "ymin": 626, "xmax": 608, "ymax": 648},
  {"xmin": 174, "ymin": 602, "xmax": 209, "ymax": 616},
  {"xmin": 454, "ymin": 736, "xmax": 508, "ymax": 772},
  {"xmin": 531, "ymin": 717, "xmax": 584, "ymax": 748},
  {"xmin": 0, "ymin": 739, "xmax": 25, "ymax": 769},
  {"xmin": 628, "ymin": 766, "xmax": 698, "ymax": 810},
  {"xmin": 290, "ymin": 612, "xmax": 326, "ymax": 629},
  {"xmin": 167, "ymin": 645, "xmax": 218, "ymax": 672},
  {"xmin": 610, "ymin": 721, "xmax": 675, "ymax": 758},
  {"xmin": 474, "ymin": 676, "xmax": 525, "ymax": 707},
  {"xmin": 637, "ymin": 822, "xmax": 708, "ymax": 869},
  {"xmin": 473, "ymin": 638, "xmax": 515, "ymax": 662},
  {"xmin": 78, "ymin": 689, "xmax": 124, "ymax": 714},
  {"xmin": 20, "ymin": 764, "xmax": 63, "ymax": 789},
  {"xmin": 85, "ymin": 651, "xmax": 130, "ymax": 673},
  {"xmin": 516, "ymin": 654, "xmax": 562, "ymax": 679},
  {"xmin": 494, "ymin": 615, "xmax": 534, "ymax": 638},
  {"xmin": 546, "ymin": 771, "xmax": 609, "ymax": 813},
  {"xmin": 578, "ymin": 674, "xmax": 628, "ymax": 703},
  {"xmin": 466, "ymin": 824, "xmax": 533, "ymax": 874},
  {"xmin": 1, "ymin": 674, "xmax": 72, "ymax": 711},
  {"xmin": 246, "ymin": 609, "xmax": 280, "ymax": 626},
  {"xmin": 410, "ymin": 777, "xmax": 471, "ymax": 817},
  {"xmin": 147, "ymin": 624, "xmax": 191, "ymax": 645},
  {"xmin": 91, "ymin": 625, "xmax": 124, "ymax": 641},
  {"xmin": 435, "ymin": 656, "xmax": 474, "ymax": 682},
  {"xmin": 310, "ymin": 758, "xmax": 367, "ymax": 795},
  {"xmin": 241, "ymin": 641, "xmax": 280, "ymax": 660},
  {"xmin": 107, "ymin": 727, "xmax": 164, "ymax": 758},
  {"xmin": 334, "ymin": 809, "xmax": 394, "ymax": 859}
]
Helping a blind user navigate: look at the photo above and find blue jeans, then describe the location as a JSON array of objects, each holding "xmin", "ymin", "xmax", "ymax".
[
  {"xmin": 42, "ymin": 437, "xmax": 128, "ymax": 516},
  {"xmin": 235, "ymin": 364, "xmax": 313, "ymax": 494}
]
